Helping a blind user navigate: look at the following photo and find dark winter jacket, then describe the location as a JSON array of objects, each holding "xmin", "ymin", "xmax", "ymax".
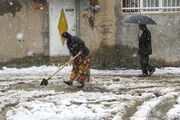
[
  {"xmin": 66, "ymin": 36, "xmax": 89, "ymax": 58},
  {"xmin": 138, "ymin": 28, "xmax": 152, "ymax": 55}
]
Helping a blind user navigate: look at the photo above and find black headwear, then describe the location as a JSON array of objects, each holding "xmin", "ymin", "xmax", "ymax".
[
  {"xmin": 139, "ymin": 24, "xmax": 147, "ymax": 28},
  {"xmin": 62, "ymin": 32, "xmax": 72, "ymax": 39}
]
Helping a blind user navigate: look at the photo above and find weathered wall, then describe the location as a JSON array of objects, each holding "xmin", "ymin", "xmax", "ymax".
[
  {"xmin": 115, "ymin": 0, "xmax": 180, "ymax": 67},
  {"xmin": 0, "ymin": 0, "xmax": 179, "ymax": 69},
  {"xmin": 79, "ymin": 0, "xmax": 118, "ymax": 69},
  {"xmin": 0, "ymin": 0, "xmax": 49, "ymax": 63},
  {"xmin": 79, "ymin": 0, "xmax": 180, "ymax": 69},
  {"xmin": 79, "ymin": 0, "xmax": 116, "ymax": 50}
]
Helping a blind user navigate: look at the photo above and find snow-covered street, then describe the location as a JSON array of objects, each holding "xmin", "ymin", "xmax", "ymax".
[{"xmin": 1, "ymin": 66, "xmax": 180, "ymax": 120}]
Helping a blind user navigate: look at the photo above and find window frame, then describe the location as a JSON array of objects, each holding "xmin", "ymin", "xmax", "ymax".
[{"xmin": 121, "ymin": 0, "xmax": 180, "ymax": 13}]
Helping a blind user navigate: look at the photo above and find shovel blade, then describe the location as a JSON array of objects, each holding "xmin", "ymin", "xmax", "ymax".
[{"xmin": 40, "ymin": 78, "xmax": 48, "ymax": 86}]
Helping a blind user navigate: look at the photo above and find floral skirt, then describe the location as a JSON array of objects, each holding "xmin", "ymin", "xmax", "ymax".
[{"xmin": 70, "ymin": 56, "xmax": 90, "ymax": 83}]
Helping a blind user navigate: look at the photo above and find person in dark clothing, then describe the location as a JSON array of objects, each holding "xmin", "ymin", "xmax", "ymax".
[
  {"xmin": 61, "ymin": 32, "xmax": 90, "ymax": 88},
  {"xmin": 137, "ymin": 24, "xmax": 155, "ymax": 77}
]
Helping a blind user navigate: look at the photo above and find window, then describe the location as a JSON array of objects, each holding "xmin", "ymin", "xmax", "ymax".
[{"xmin": 121, "ymin": 0, "xmax": 180, "ymax": 13}]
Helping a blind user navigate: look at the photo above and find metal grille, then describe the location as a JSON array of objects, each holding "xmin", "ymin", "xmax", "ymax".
[{"xmin": 121, "ymin": 0, "xmax": 180, "ymax": 13}]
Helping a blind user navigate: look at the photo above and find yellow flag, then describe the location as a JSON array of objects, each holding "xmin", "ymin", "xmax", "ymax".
[{"xmin": 58, "ymin": 9, "xmax": 68, "ymax": 45}]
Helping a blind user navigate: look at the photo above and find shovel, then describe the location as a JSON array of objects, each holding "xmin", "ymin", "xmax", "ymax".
[{"xmin": 40, "ymin": 53, "xmax": 81, "ymax": 87}]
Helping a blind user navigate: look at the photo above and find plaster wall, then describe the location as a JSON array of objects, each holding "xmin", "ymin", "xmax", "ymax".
[
  {"xmin": 79, "ymin": 0, "xmax": 116, "ymax": 52},
  {"xmin": 0, "ymin": 0, "xmax": 48, "ymax": 62},
  {"xmin": 0, "ymin": 0, "xmax": 179, "ymax": 68},
  {"xmin": 116, "ymin": 12, "xmax": 180, "ymax": 63},
  {"xmin": 79, "ymin": 0, "xmax": 180, "ymax": 68}
]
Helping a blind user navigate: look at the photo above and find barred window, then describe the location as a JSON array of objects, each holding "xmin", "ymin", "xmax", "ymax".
[{"xmin": 121, "ymin": 0, "xmax": 180, "ymax": 13}]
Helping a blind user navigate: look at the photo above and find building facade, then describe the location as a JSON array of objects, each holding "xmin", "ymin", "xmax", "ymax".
[{"xmin": 0, "ymin": 0, "xmax": 179, "ymax": 69}]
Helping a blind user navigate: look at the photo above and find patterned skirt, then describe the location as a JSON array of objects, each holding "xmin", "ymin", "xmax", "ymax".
[{"xmin": 70, "ymin": 56, "xmax": 90, "ymax": 82}]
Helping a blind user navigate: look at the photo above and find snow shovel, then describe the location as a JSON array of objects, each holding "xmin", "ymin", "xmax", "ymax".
[{"xmin": 40, "ymin": 53, "xmax": 81, "ymax": 87}]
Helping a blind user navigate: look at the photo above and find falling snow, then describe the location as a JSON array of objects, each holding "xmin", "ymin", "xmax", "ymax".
[{"xmin": 16, "ymin": 33, "xmax": 24, "ymax": 41}]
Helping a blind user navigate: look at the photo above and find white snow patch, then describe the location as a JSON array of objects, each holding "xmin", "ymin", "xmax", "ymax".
[
  {"xmin": 0, "ymin": 90, "xmax": 56, "ymax": 112},
  {"xmin": 26, "ymin": 50, "xmax": 33, "ymax": 56},
  {"xmin": 9, "ymin": 2, "xmax": 13, "ymax": 5},
  {"xmin": 16, "ymin": 33, "xmax": 24, "ymax": 41},
  {"xmin": 131, "ymin": 92, "xmax": 179, "ymax": 120},
  {"xmin": 166, "ymin": 95, "xmax": 180, "ymax": 120},
  {"xmin": 6, "ymin": 92, "xmax": 132, "ymax": 120},
  {"xmin": 0, "ymin": 66, "xmax": 179, "ymax": 76},
  {"xmin": 0, "ymin": 66, "xmax": 180, "ymax": 120}
]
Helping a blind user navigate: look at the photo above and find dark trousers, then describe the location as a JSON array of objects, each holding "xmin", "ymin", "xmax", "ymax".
[{"xmin": 140, "ymin": 55, "xmax": 153, "ymax": 75}]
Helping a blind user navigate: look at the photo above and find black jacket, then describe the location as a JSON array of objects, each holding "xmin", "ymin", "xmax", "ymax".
[
  {"xmin": 138, "ymin": 28, "xmax": 152, "ymax": 55},
  {"xmin": 66, "ymin": 36, "xmax": 89, "ymax": 58}
]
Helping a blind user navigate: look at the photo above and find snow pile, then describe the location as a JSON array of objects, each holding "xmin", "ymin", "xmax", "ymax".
[
  {"xmin": 0, "ymin": 66, "xmax": 180, "ymax": 120},
  {"xmin": 131, "ymin": 92, "xmax": 179, "ymax": 120},
  {"xmin": 6, "ymin": 91, "xmax": 125, "ymax": 120},
  {"xmin": 0, "ymin": 90, "xmax": 56, "ymax": 112},
  {"xmin": 166, "ymin": 96, "xmax": 180, "ymax": 120},
  {"xmin": 91, "ymin": 67, "xmax": 180, "ymax": 76},
  {"xmin": 5, "ymin": 92, "xmax": 155, "ymax": 120},
  {"xmin": 103, "ymin": 77, "xmax": 164, "ymax": 92},
  {"xmin": 0, "ymin": 66, "xmax": 180, "ymax": 76},
  {"xmin": 0, "ymin": 66, "xmax": 62, "ymax": 75}
]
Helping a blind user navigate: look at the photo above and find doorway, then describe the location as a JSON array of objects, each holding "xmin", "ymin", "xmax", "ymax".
[{"xmin": 49, "ymin": 0, "xmax": 77, "ymax": 56}]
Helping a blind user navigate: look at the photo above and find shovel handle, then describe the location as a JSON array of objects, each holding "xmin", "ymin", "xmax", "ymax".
[
  {"xmin": 40, "ymin": 53, "xmax": 81, "ymax": 87},
  {"xmin": 49, "ymin": 53, "xmax": 81, "ymax": 78}
]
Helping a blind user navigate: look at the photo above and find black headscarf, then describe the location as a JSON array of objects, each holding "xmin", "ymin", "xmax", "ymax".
[{"xmin": 62, "ymin": 32, "xmax": 72, "ymax": 39}]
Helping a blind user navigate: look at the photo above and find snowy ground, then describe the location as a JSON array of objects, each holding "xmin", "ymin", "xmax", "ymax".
[{"xmin": 0, "ymin": 66, "xmax": 180, "ymax": 120}]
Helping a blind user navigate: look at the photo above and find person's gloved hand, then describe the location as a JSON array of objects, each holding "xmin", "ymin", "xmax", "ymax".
[
  {"xmin": 70, "ymin": 56, "xmax": 74, "ymax": 62},
  {"xmin": 78, "ymin": 51, "xmax": 83, "ymax": 55}
]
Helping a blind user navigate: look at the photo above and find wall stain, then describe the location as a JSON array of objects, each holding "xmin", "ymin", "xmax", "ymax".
[
  {"xmin": 89, "ymin": 43, "xmax": 180, "ymax": 70},
  {"xmin": 90, "ymin": 43, "xmax": 139, "ymax": 69},
  {"xmin": 0, "ymin": 47, "xmax": 179, "ymax": 69},
  {"xmin": 0, "ymin": 55, "xmax": 50, "ymax": 69},
  {"xmin": 0, "ymin": 0, "xmax": 22, "ymax": 17},
  {"xmin": 97, "ymin": 19, "xmax": 113, "ymax": 41}
]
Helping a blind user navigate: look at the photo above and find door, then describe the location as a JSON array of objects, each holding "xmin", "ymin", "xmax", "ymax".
[{"xmin": 49, "ymin": 0, "xmax": 76, "ymax": 56}]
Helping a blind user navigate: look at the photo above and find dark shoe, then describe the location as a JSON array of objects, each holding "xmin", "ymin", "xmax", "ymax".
[
  {"xmin": 64, "ymin": 80, "xmax": 73, "ymax": 86},
  {"xmin": 149, "ymin": 68, "xmax": 156, "ymax": 76},
  {"xmin": 77, "ymin": 82, "xmax": 85, "ymax": 88},
  {"xmin": 139, "ymin": 73, "xmax": 148, "ymax": 77}
]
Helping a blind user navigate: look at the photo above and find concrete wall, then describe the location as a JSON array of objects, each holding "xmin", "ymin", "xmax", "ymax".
[
  {"xmin": 79, "ymin": 0, "xmax": 116, "ymax": 50},
  {"xmin": 0, "ymin": 0, "xmax": 179, "ymax": 69},
  {"xmin": 79, "ymin": 0, "xmax": 118, "ymax": 68},
  {"xmin": 79, "ymin": 0, "xmax": 180, "ymax": 68},
  {"xmin": 0, "ymin": 0, "xmax": 49, "ymax": 63},
  {"xmin": 114, "ymin": 0, "xmax": 180, "ymax": 67}
]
